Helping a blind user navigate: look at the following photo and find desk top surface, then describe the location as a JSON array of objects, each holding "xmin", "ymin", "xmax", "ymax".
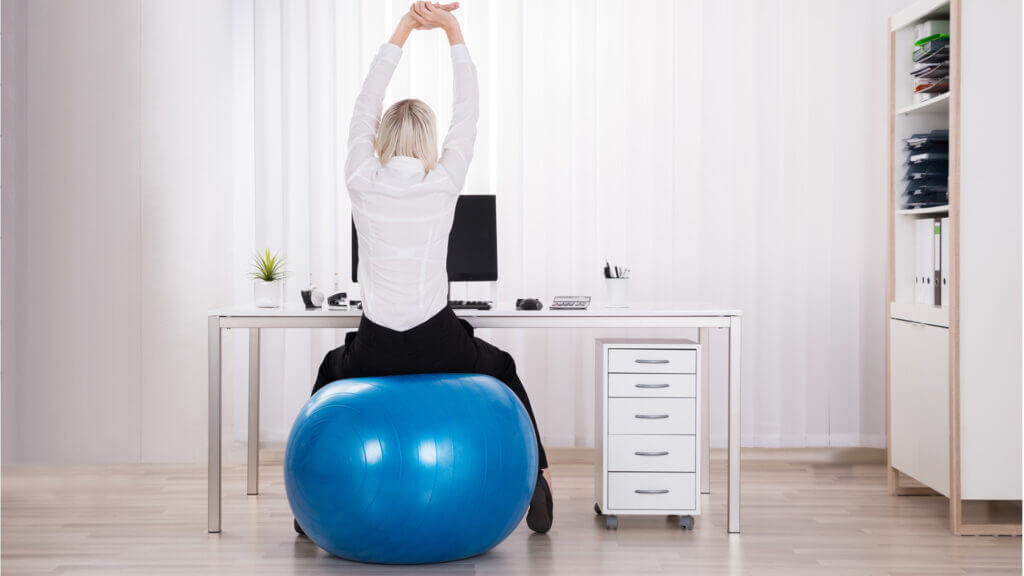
[{"xmin": 209, "ymin": 303, "xmax": 742, "ymax": 318}]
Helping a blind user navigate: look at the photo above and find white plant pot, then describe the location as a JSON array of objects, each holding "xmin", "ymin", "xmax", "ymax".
[{"xmin": 254, "ymin": 280, "xmax": 282, "ymax": 308}]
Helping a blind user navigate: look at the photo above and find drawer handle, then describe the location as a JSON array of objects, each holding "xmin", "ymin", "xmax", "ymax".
[
  {"xmin": 635, "ymin": 414, "xmax": 669, "ymax": 420},
  {"xmin": 635, "ymin": 383, "xmax": 670, "ymax": 389},
  {"xmin": 635, "ymin": 489, "xmax": 670, "ymax": 495},
  {"xmin": 635, "ymin": 359, "xmax": 670, "ymax": 364},
  {"xmin": 634, "ymin": 450, "xmax": 669, "ymax": 456}
]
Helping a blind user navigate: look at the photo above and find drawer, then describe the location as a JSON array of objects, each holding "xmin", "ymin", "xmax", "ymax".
[
  {"xmin": 607, "ymin": 472, "xmax": 696, "ymax": 510},
  {"xmin": 608, "ymin": 348, "xmax": 696, "ymax": 374},
  {"xmin": 608, "ymin": 435, "xmax": 695, "ymax": 472},
  {"xmin": 608, "ymin": 398, "xmax": 695, "ymax": 435},
  {"xmin": 608, "ymin": 373, "xmax": 696, "ymax": 398},
  {"xmin": 890, "ymin": 319, "xmax": 950, "ymax": 496}
]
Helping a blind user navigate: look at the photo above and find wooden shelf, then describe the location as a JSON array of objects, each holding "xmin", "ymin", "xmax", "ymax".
[
  {"xmin": 891, "ymin": 0, "xmax": 951, "ymax": 30},
  {"xmin": 897, "ymin": 93, "xmax": 950, "ymax": 116},
  {"xmin": 897, "ymin": 205, "xmax": 949, "ymax": 216}
]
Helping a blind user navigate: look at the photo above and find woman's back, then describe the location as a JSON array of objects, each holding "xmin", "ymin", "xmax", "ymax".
[
  {"xmin": 344, "ymin": 42, "xmax": 478, "ymax": 332},
  {"xmin": 349, "ymin": 158, "xmax": 459, "ymax": 332}
]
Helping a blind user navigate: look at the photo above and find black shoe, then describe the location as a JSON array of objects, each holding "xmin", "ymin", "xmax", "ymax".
[
  {"xmin": 294, "ymin": 518, "xmax": 306, "ymax": 537},
  {"xmin": 526, "ymin": 471, "xmax": 553, "ymax": 533}
]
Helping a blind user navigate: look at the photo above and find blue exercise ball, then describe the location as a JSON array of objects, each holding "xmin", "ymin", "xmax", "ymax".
[{"xmin": 284, "ymin": 373, "xmax": 538, "ymax": 564}]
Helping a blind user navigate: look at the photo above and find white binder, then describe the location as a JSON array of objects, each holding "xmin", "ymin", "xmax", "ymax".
[
  {"xmin": 940, "ymin": 217, "xmax": 950, "ymax": 307},
  {"xmin": 915, "ymin": 219, "xmax": 936, "ymax": 306}
]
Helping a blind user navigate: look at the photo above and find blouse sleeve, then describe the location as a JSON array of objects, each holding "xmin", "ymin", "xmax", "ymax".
[
  {"xmin": 345, "ymin": 43, "xmax": 403, "ymax": 184},
  {"xmin": 437, "ymin": 44, "xmax": 479, "ymax": 193}
]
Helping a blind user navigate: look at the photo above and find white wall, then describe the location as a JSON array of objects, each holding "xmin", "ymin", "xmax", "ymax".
[
  {"xmin": 1, "ymin": 0, "xmax": 25, "ymax": 463},
  {"xmin": 1, "ymin": 0, "xmax": 234, "ymax": 463},
  {"xmin": 3, "ymin": 0, "xmax": 915, "ymax": 464}
]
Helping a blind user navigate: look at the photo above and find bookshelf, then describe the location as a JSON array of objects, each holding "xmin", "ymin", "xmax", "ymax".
[
  {"xmin": 895, "ymin": 205, "xmax": 948, "ymax": 216},
  {"xmin": 896, "ymin": 92, "xmax": 950, "ymax": 116},
  {"xmin": 886, "ymin": 0, "xmax": 1021, "ymax": 536}
]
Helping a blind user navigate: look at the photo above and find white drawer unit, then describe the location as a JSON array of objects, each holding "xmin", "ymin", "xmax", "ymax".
[
  {"xmin": 595, "ymin": 339, "xmax": 701, "ymax": 530},
  {"xmin": 607, "ymin": 473, "xmax": 698, "ymax": 510},
  {"xmin": 608, "ymin": 398, "xmax": 696, "ymax": 435},
  {"xmin": 608, "ymin": 348, "xmax": 697, "ymax": 374},
  {"xmin": 607, "ymin": 373, "xmax": 697, "ymax": 398},
  {"xmin": 607, "ymin": 435, "xmax": 696, "ymax": 472}
]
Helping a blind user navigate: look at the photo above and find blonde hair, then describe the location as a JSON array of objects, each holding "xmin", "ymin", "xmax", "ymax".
[{"xmin": 375, "ymin": 98, "xmax": 438, "ymax": 172}]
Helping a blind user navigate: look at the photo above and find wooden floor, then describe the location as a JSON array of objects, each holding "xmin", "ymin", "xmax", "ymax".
[{"xmin": 2, "ymin": 451, "xmax": 1020, "ymax": 575}]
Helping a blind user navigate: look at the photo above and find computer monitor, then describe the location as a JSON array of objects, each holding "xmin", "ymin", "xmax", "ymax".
[{"xmin": 351, "ymin": 195, "xmax": 498, "ymax": 282}]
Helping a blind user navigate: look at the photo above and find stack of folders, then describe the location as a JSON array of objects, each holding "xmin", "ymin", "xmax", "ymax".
[
  {"xmin": 903, "ymin": 129, "xmax": 948, "ymax": 209},
  {"xmin": 910, "ymin": 20, "xmax": 950, "ymax": 103},
  {"xmin": 915, "ymin": 217, "xmax": 950, "ymax": 307}
]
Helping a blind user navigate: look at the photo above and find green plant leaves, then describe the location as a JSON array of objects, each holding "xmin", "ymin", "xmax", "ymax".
[{"xmin": 249, "ymin": 249, "xmax": 288, "ymax": 282}]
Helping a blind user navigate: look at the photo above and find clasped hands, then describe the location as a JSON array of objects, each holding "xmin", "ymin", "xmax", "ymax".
[{"xmin": 402, "ymin": 2, "xmax": 461, "ymax": 33}]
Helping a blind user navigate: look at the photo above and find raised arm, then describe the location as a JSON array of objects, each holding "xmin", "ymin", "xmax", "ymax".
[
  {"xmin": 344, "ymin": 46, "xmax": 401, "ymax": 182},
  {"xmin": 410, "ymin": 3, "xmax": 478, "ymax": 192},
  {"xmin": 345, "ymin": 5, "xmax": 460, "ymax": 183},
  {"xmin": 344, "ymin": 14, "xmax": 422, "ymax": 182}
]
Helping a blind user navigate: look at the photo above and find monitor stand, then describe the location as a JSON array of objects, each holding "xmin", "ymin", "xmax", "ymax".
[{"xmin": 448, "ymin": 282, "xmax": 492, "ymax": 310}]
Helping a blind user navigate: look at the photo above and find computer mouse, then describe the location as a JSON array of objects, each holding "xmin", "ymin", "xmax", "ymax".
[{"xmin": 516, "ymin": 298, "xmax": 543, "ymax": 311}]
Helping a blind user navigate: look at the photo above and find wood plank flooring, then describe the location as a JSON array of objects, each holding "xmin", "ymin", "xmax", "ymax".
[{"xmin": 2, "ymin": 451, "xmax": 1020, "ymax": 575}]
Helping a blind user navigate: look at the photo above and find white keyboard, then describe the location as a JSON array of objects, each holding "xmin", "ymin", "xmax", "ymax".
[{"xmin": 550, "ymin": 296, "xmax": 591, "ymax": 310}]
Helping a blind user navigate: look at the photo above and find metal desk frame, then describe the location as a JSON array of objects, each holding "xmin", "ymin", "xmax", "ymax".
[{"xmin": 207, "ymin": 306, "xmax": 742, "ymax": 534}]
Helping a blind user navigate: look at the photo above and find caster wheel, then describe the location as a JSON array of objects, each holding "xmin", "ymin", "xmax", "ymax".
[
  {"xmin": 605, "ymin": 515, "xmax": 618, "ymax": 530},
  {"xmin": 679, "ymin": 515, "xmax": 694, "ymax": 530},
  {"xmin": 594, "ymin": 503, "xmax": 602, "ymax": 516}
]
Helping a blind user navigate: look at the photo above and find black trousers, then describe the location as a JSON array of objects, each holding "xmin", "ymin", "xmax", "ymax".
[{"xmin": 312, "ymin": 306, "xmax": 548, "ymax": 470}]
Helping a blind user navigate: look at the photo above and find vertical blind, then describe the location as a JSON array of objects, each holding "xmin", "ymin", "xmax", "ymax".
[{"xmin": 233, "ymin": 0, "xmax": 895, "ymax": 449}]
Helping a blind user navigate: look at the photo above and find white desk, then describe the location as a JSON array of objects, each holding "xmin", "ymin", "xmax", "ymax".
[{"xmin": 207, "ymin": 305, "xmax": 743, "ymax": 534}]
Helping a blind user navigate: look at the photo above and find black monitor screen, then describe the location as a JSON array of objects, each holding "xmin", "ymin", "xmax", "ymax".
[{"xmin": 352, "ymin": 195, "xmax": 497, "ymax": 282}]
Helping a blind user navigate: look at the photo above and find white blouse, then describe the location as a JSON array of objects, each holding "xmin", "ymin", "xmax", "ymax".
[{"xmin": 345, "ymin": 42, "xmax": 479, "ymax": 332}]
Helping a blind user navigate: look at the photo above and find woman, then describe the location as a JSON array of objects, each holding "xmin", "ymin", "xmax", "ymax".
[{"xmin": 308, "ymin": 2, "xmax": 553, "ymax": 534}]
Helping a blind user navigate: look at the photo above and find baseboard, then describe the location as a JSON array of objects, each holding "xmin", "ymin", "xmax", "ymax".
[
  {"xmin": 712, "ymin": 434, "xmax": 887, "ymax": 449},
  {"xmin": 229, "ymin": 444, "xmax": 887, "ymax": 467},
  {"xmin": 544, "ymin": 447, "xmax": 886, "ymax": 466},
  {"xmin": 726, "ymin": 447, "xmax": 886, "ymax": 464}
]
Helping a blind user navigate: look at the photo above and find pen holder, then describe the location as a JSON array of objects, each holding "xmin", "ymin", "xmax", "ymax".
[{"xmin": 605, "ymin": 278, "xmax": 629, "ymax": 308}]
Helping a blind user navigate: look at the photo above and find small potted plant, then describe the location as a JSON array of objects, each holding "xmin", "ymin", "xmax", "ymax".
[{"xmin": 250, "ymin": 249, "xmax": 287, "ymax": 308}]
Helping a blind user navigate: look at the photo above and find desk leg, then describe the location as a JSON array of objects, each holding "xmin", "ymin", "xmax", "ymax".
[
  {"xmin": 247, "ymin": 328, "xmax": 260, "ymax": 495},
  {"xmin": 727, "ymin": 316, "xmax": 741, "ymax": 533},
  {"xmin": 208, "ymin": 317, "xmax": 222, "ymax": 533},
  {"xmin": 699, "ymin": 327, "xmax": 711, "ymax": 495}
]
